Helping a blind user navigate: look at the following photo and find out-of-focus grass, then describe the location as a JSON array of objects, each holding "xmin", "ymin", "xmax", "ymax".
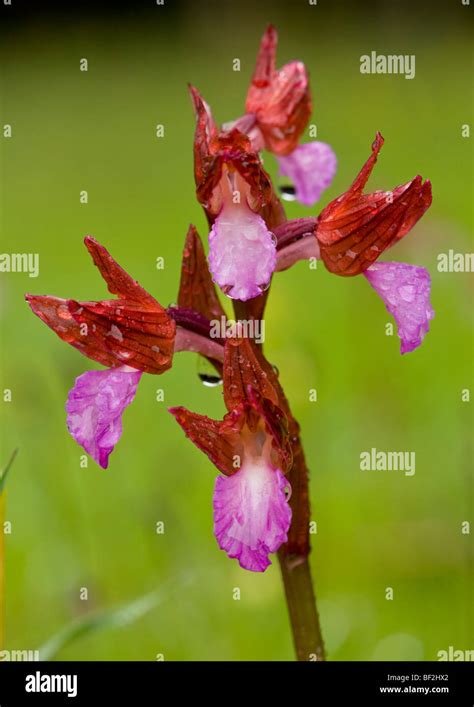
[{"xmin": 0, "ymin": 1, "xmax": 472, "ymax": 660}]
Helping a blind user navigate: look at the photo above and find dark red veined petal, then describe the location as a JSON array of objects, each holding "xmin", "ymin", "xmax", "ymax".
[
  {"xmin": 84, "ymin": 236, "xmax": 157, "ymax": 305},
  {"xmin": 170, "ymin": 390, "xmax": 291, "ymax": 476},
  {"xmin": 349, "ymin": 131, "xmax": 385, "ymax": 195},
  {"xmin": 244, "ymin": 387, "xmax": 292, "ymax": 472},
  {"xmin": 170, "ymin": 337, "xmax": 292, "ymax": 475},
  {"xmin": 190, "ymin": 86, "xmax": 278, "ymax": 221},
  {"xmin": 194, "ymin": 129, "xmax": 275, "ymax": 218},
  {"xmin": 247, "ymin": 24, "xmax": 277, "ymax": 93},
  {"xmin": 245, "ymin": 25, "xmax": 311, "ymax": 156},
  {"xmin": 316, "ymin": 133, "xmax": 432, "ymax": 276},
  {"xmin": 26, "ymin": 239, "xmax": 175, "ymax": 374},
  {"xmin": 177, "ymin": 224, "xmax": 226, "ymax": 321},
  {"xmin": 223, "ymin": 337, "xmax": 279, "ymax": 411},
  {"xmin": 169, "ymin": 406, "xmax": 242, "ymax": 476},
  {"xmin": 189, "ymin": 85, "xmax": 218, "ymax": 194},
  {"xmin": 174, "ymin": 225, "xmax": 225, "ymax": 380},
  {"xmin": 223, "ymin": 337, "xmax": 292, "ymax": 470},
  {"xmin": 211, "ymin": 130, "xmax": 274, "ymax": 213}
]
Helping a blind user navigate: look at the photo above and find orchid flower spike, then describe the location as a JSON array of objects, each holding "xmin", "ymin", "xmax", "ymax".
[{"xmin": 24, "ymin": 26, "xmax": 436, "ymax": 598}]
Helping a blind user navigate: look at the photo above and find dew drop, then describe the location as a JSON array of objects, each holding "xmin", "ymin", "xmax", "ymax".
[
  {"xmin": 279, "ymin": 184, "xmax": 297, "ymax": 201},
  {"xmin": 58, "ymin": 305, "xmax": 73, "ymax": 320},
  {"xmin": 197, "ymin": 355, "xmax": 222, "ymax": 388},
  {"xmin": 272, "ymin": 364, "xmax": 280, "ymax": 377},
  {"xmin": 199, "ymin": 374, "xmax": 223, "ymax": 387},
  {"xmin": 284, "ymin": 484, "xmax": 292, "ymax": 501}
]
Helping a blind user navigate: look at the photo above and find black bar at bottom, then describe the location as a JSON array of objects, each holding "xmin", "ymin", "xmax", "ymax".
[{"xmin": 0, "ymin": 660, "xmax": 472, "ymax": 703}]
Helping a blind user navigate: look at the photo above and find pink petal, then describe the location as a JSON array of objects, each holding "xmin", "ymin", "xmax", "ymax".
[
  {"xmin": 364, "ymin": 261, "xmax": 434, "ymax": 354},
  {"xmin": 213, "ymin": 463, "xmax": 291, "ymax": 572},
  {"xmin": 66, "ymin": 365, "xmax": 142, "ymax": 468},
  {"xmin": 277, "ymin": 141, "xmax": 337, "ymax": 207},
  {"xmin": 208, "ymin": 205, "xmax": 276, "ymax": 301}
]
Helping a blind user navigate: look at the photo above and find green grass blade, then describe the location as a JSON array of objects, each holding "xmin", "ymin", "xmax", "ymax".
[
  {"xmin": 0, "ymin": 449, "xmax": 18, "ymax": 495},
  {"xmin": 38, "ymin": 573, "xmax": 193, "ymax": 661}
]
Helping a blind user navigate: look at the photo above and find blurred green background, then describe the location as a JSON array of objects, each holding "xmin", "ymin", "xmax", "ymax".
[{"xmin": 0, "ymin": 0, "xmax": 472, "ymax": 661}]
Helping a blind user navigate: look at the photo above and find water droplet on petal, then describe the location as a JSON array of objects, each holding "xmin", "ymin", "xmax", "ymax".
[
  {"xmin": 279, "ymin": 184, "xmax": 297, "ymax": 201},
  {"xmin": 197, "ymin": 355, "xmax": 222, "ymax": 388},
  {"xmin": 58, "ymin": 305, "xmax": 73, "ymax": 320}
]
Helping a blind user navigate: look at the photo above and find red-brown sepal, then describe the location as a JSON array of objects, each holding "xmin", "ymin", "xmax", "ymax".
[
  {"xmin": 26, "ymin": 238, "xmax": 175, "ymax": 374},
  {"xmin": 316, "ymin": 134, "xmax": 432, "ymax": 275},
  {"xmin": 245, "ymin": 25, "xmax": 311, "ymax": 156},
  {"xmin": 177, "ymin": 224, "xmax": 226, "ymax": 321}
]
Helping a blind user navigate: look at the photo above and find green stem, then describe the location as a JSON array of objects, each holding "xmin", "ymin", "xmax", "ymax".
[
  {"xmin": 277, "ymin": 425, "xmax": 326, "ymax": 661},
  {"xmin": 278, "ymin": 553, "xmax": 325, "ymax": 661}
]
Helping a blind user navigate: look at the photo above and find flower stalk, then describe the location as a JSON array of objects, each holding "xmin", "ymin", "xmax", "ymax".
[
  {"xmin": 278, "ymin": 554, "xmax": 325, "ymax": 661},
  {"xmin": 277, "ymin": 430, "xmax": 325, "ymax": 660}
]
